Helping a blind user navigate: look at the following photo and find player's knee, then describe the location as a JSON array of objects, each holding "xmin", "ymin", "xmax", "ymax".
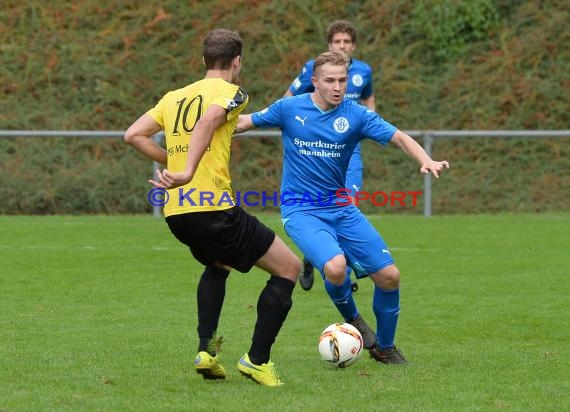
[
  {"xmin": 323, "ymin": 257, "xmax": 347, "ymax": 285},
  {"xmin": 289, "ymin": 256, "xmax": 302, "ymax": 278},
  {"xmin": 373, "ymin": 265, "xmax": 400, "ymax": 289},
  {"xmin": 262, "ymin": 237, "xmax": 302, "ymax": 281},
  {"xmin": 381, "ymin": 265, "xmax": 400, "ymax": 288},
  {"xmin": 278, "ymin": 255, "xmax": 302, "ymax": 281}
]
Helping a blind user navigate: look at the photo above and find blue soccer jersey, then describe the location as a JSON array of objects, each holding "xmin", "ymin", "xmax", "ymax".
[
  {"xmin": 251, "ymin": 94, "xmax": 397, "ymax": 217},
  {"xmin": 288, "ymin": 57, "xmax": 374, "ymax": 196}
]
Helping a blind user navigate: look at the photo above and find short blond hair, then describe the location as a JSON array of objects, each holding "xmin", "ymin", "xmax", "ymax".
[{"xmin": 313, "ymin": 51, "xmax": 350, "ymax": 77}]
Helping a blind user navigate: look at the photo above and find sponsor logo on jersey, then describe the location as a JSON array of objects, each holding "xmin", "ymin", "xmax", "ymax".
[
  {"xmin": 345, "ymin": 92, "xmax": 362, "ymax": 100},
  {"xmin": 167, "ymin": 144, "xmax": 189, "ymax": 156}
]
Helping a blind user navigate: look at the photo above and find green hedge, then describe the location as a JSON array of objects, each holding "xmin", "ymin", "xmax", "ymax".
[{"xmin": 1, "ymin": 1, "xmax": 568, "ymax": 214}]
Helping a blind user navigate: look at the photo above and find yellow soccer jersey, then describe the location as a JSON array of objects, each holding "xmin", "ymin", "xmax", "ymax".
[{"xmin": 147, "ymin": 78, "xmax": 249, "ymax": 216}]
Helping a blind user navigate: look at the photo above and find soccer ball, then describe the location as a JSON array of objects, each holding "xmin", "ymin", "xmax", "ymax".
[{"xmin": 318, "ymin": 323, "xmax": 363, "ymax": 368}]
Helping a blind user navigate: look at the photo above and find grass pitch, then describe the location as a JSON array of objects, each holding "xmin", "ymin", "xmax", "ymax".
[{"xmin": 1, "ymin": 213, "xmax": 568, "ymax": 411}]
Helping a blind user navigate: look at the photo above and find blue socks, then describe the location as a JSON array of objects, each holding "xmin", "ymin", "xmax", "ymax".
[
  {"xmin": 324, "ymin": 268, "xmax": 357, "ymax": 321},
  {"xmin": 324, "ymin": 267, "xmax": 401, "ymax": 349},
  {"xmin": 372, "ymin": 287, "xmax": 400, "ymax": 349}
]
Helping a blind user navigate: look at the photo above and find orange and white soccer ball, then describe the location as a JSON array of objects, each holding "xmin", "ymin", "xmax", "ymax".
[{"xmin": 318, "ymin": 323, "xmax": 363, "ymax": 368}]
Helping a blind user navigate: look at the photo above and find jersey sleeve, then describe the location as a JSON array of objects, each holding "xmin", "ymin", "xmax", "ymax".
[
  {"xmin": 362, "ymin": 109, "xmax": 397, "ymax": 145},
  {"xmin": 211, "ymin": 86, "xmax": 249, "ymax": 121},
  {"xmin": 360, "ymin": 63, "xmax": 374, "ymax": 100},
  {"xmin": 288, "ymin": 60, "xmax": 315, "ymax": 95},
  {"xmin": 251, "ymin": 98, "xmax": 285, "ymax": 128},
  {"xmin": 360, "ymin": 80, "xmax": 373, "ymax": 101},
  {"xmin": 146, "ymin": 94, "xmax": 167, "ymax": 127}
]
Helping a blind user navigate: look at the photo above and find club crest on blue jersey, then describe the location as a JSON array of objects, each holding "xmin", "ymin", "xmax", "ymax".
[
  {"xmin": 351, "ymin": 74, "xmax": 363, "ymax": 87},
  {"xmin": 333, "ymin": 117, "xmax": 350, "ymax": 133}
]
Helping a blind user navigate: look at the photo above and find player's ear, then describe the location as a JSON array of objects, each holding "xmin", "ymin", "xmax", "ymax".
[
  {"xmin": 231, "ymin": 56, "xmax": 241, "ymax": 69},
  {"xmin": 202, "ymin": 56, "xmax": 205, "ymax": 67},
  {"xmin": 311, "ymin": 76, "xmax": 318, "ymax": 90}
]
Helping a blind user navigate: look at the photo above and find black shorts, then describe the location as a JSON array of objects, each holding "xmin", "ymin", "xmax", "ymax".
[{"xmin": 165, "ymin": 206, "xmax": 275, "ymax": 273}]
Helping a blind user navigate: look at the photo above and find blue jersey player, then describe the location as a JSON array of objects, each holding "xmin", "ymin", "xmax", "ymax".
[
  {"xmin": 284, "ymin": 20, "xmax": 375, "ymax": 291},
  {"xmin": 238, "ymin": 51, "xmax": 450, "ymax": 364}
]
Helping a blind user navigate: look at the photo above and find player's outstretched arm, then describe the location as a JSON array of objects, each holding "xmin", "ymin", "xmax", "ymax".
[
  {"xmin": 390, "ymin": 130, "xmax": 450, "ymax": 178},
  {"xmin": 236, "ymin": 114, "xmax": 255, "ymax": 133}
]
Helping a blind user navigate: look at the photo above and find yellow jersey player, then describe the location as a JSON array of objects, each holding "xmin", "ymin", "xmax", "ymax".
[{"xmin": 125, "ymin": 28, "xmax": 300, "ymax": 387}]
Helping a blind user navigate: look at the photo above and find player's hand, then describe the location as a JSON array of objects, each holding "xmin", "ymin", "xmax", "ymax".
[
  {"xmin": 420, "ymin": 160, "xmax": 450, "ymax": 178},
  {"xmin": 149, "ymin": 169, "xmax": 191, "ymax": 189}
]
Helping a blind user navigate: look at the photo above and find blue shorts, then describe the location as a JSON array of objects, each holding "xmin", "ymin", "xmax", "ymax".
[{"xmin": 282, "ymin": 206, "xmax": 394, "ymax": 279}]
